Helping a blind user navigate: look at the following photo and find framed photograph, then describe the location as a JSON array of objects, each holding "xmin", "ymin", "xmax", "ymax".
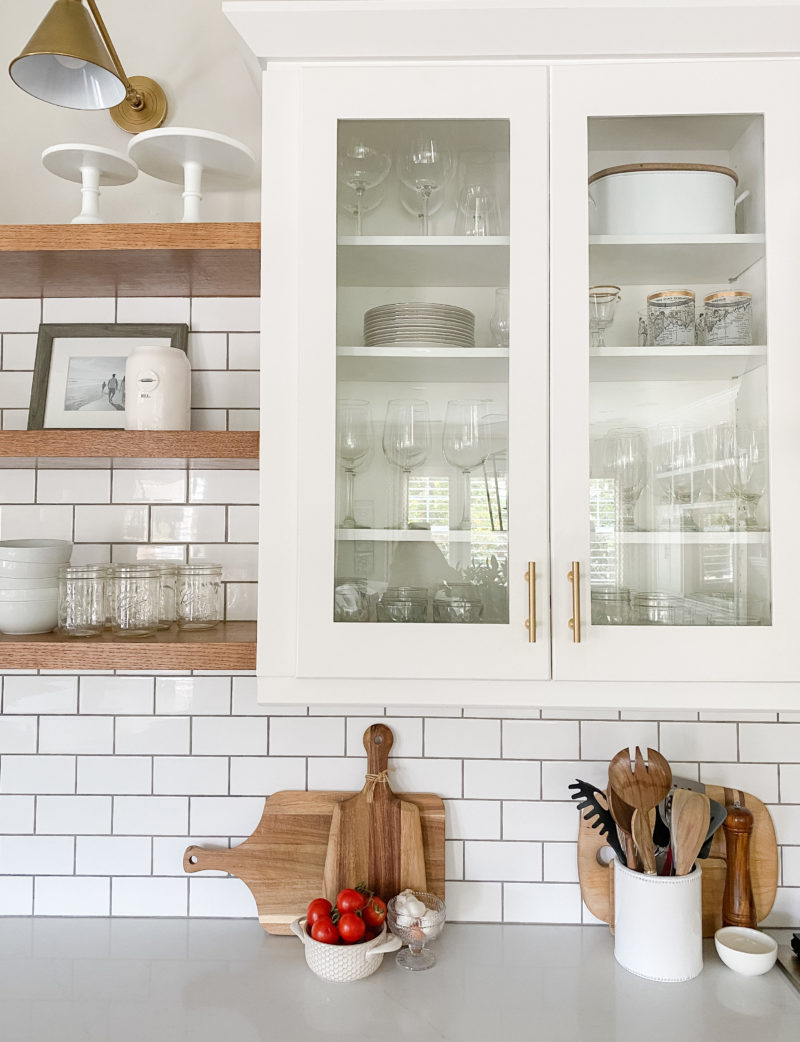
[{"xmin": 27, "ymin": 323, "xmax": 190, "ymax": 430}]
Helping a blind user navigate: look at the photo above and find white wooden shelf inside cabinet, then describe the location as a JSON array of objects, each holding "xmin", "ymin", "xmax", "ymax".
[
  {"xmin": 337, "ymin": 345, "xmax": 508, "ymax": 382},
  {"xmin": 589, "ymin": 233, "xmax": 765, "ymax": 284},
  {"xmin": 337, "ymin": 235, "xmax": 510, "ymax": 286},
  {"xmin": 335, "ymin": 528, "xmax": 490, "ymax": 542},
  {"xmin": 590, "ymin": 345, "xmax": 766, "ymax": 382},
  {"xmin": 592, "ymin": 531, "xmax": 769, "ymax": 544}
]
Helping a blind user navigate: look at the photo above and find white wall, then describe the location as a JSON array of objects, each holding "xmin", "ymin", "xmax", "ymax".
[{"xmin": 0, "ymin": 0, "xmax": 262, "ymax": 224}]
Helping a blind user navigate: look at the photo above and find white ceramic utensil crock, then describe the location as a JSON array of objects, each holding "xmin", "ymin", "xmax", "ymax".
[
  {"xmin": 613, "ymin": 859, "xmax": 703, "ymax": 982},
  {"xmin": 125, "ymin": 344, "xmax": 191, "ymax": 430},
  {"xmin": 588, "ymin": 163, "xmax": 749, "ymax": 235},
  {"xmin": 290, "ymin": 917, "xmax": 401, "ymax": 982}
]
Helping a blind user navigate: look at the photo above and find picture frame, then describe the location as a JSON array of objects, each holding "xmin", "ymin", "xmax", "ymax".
[{"xmin": 27, "ymin": 323, "xmax": 190, "ymax": 430}]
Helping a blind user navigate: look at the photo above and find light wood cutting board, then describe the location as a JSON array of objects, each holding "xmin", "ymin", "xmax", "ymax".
[
  {"xmin": 184, "ymin": 789, "xmax": 445, "ymax": 935},
  {"xmin": 577, "ymin": 784, "xmax": 778, "ymax": 937}
]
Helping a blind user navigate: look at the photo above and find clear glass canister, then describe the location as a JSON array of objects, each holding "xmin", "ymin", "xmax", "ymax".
[
  {"xmin": 333, "ymin": 576, "xmax": 370, "ymax": 622},
  {"xmin": 591, "ymin": 586, "xmax": 631, "ymax": 625},
  {"xmin": 109, "ymin": 563, "xmax": 161, "ymax": 637},
  {"xmin": 376, "ymin": 586, "xmax": 428, "ymax": 623},
  {"xmin": 58, "ymin": 564, "xmax": 107, "ymax": 638},
  {"xmin": 138, "ymin": 559, "xmax": 178, "ymax": 629},
  {"xmin": 176, "ymin": 563, "xmax": 223, "ymax": 631},
  {"xmin": 432, "ymin": 581, "xmax": 483, "ymax": 623}
]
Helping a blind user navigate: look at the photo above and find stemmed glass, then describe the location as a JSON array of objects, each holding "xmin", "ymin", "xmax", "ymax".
[
  {"xmin": 604, "ymin": 428, "xmax": 648, "ymax": 531},
  {"xmin": 489, "ymin": 288, "xmax": 510, "ymax": 348},
  {"xmin": 336, "ymin": 400, "xmax": 372, "ymax": 529},
  {"xmin": 483, "ymin": 413, "xmax": 508, "ymax": 532},
  {"xmin": 338, "ymin": 138, "xmax": 391, "ymax": 235},
  {"xmin": 400, "ymin": 181, "xmax": 444, "ymax": 231},
  {"xmin": 589, "ymin": 286, "xmax": 621, "ymax": 347},
  {"xmin": 382, "ymin": 399, "xmax": 431, "ymax": 530},
  {"xmin": 339, "ymin": 182, "xmax": 385, "ymax": 227},
  {"xmin": 732, "ymin": 427, "xmax": 768, "ymax": 531},
  {"xmin": 398, "ymin": 136, "xmax": 454, "ymax": 235},
  {"xmin": 442, "ymin": 399, "xmax": 490, "ymax": 531}
]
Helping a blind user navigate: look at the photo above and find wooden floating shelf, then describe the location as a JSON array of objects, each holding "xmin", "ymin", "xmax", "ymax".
[
  {"xmin": 0, "ymin": 622, "xmax": 257, "ymax": 671},
  {"xmin": 0, "ymin": 223, "xmax": 261, "ymax": 298},
  {"xmin": 0, "ymin": 430, "xmax": 259, "ymax": 459}
]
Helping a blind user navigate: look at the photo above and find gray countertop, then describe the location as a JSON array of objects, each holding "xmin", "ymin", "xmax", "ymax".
[{"xmin": 1, "ymin": 918, "xmax": 798, "ymax": 1042}]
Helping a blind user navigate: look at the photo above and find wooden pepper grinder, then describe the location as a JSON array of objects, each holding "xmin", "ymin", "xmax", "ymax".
[{"xmin": 722, "ymin": 802, "xmax": 757, "ymax": 928}]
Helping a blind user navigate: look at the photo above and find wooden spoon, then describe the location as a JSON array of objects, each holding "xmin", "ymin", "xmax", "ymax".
[
  {"xmin": 608, "ymin": 746, "xmax": 672, "ymax": 821},
  {"xmin": 631, "ymin": 807, "xmax": 657, "ymax": 874},
  {"xmin": 606, "ymin": 783, "xmax": 638, "ymax": 871},
  {"xmin": 671, "ymin": 789, "xmax": 711, "ymax": 876}
]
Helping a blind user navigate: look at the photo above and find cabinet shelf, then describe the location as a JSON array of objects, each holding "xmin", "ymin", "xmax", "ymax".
[
  {"xmin": 590, "ymin": 345, "xmax": 766, "ymax": 382},
  {"xmin": 589, "ymin": 234, "xmax": 765, "ymax": 285},
  {"xmin": 592, "ymin": 530, "xmax": 769, "ymax": 544},
  {"xmin": 0, "ymin": 223, "xmax": 260, "ymax": 298},
  {"xmin": 0, "ymin": 430, "xmax": 259, "ymax": 460},
  {"xmin": 337, "ymin": 345, "xmax": 508, "ymax": 382},
  {"xmin": 336, "ymin": 528, "xmax": 497, "ymax": 542},
  {"xmin": 0, "ymin": 622, "xmax": 256, "ymax": 671},
  {"xmin": 337, "ymin": 236, "xmax": 509, "ymax": 287}
]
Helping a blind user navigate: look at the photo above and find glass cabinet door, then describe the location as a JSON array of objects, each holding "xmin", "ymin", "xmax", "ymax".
[
  {"xmin": 294, "ymin": 65, "xmax": 550, "ymax": 680},
  {"xmin": 550, "ymin": 61, "xmax": 800, "ymax": 682}
]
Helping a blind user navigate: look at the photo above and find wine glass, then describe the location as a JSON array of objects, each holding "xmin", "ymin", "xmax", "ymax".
[
  {"xmin": 442, "ymin": 399, "xmax": 490, "ymax": 531},
  {"xmin": 483, "ymin": 412, "xmax": 508, "ymax": 531},
  {"xmin": 338, "ymin": 138, "xmax": 391, "ymax": 235},
  {"xmin": 732, "ymin": 427, "xmax": 768, "ymax": 531},
  {"xmin": 339, "ymin": 181, "xmax": 385, "ymax": 226},
  {"xmin": 398, "ymin": 136, "xmax": 454, "ymax": 235},
  {"xmin": 454, "ymin": 180, "xmax": 500, "ymax": 236},
  {"xmin": 604, "ymin": 427, "xmax": 647, "ymax": 531},
  {"xmin": 336, "ymin": 399, "xmax": 372, "ymax": 529},
  {"xmin": 382, "ymin": 399, "xmax": 431, "ymax": 529},
  {"xmin": 489, "ymin": 288, "xmax": 510, "ymax": 348},
  {"xmin": 589, "ymin": 285, "xmax": 621, "ymax": 347},
  {"xmin": 400, "ymin": 180, "xmax": 444, "ymax": 231}
]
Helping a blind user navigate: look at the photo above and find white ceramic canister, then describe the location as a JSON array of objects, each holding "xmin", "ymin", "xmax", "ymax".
[
  {"xmin": 647, "ymin": 290, "xmax": 696, "ymax": 347},
  {"xmin": 588, "ymin": 163, "xmax": 749, "ymax": 236},
  {"xmin": 703, "ymin": 290, "xmax": 753, "ymax": 346},
  {"xmin": 613, "ymin": 859, "xmax": 703, "ymax": 982},
  {"xmin": 125, "ymin": 344, "xmax": 191, "ymax": 430}
]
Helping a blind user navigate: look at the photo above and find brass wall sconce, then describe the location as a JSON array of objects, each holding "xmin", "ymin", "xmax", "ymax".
[{"xmin": 9, "ymin": 0, "xmax": 167, "ymax": 133}]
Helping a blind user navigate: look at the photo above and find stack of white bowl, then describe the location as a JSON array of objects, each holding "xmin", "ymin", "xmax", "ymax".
[{"xmin": 0, "ymin": 540, "xmax": 73, "ymax": 635}]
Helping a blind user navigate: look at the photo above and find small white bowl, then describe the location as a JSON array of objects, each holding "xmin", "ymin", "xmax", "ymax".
[
  {"xmin": 290, "ymin": 918, "xmax": 401, "ymax": 982},
  {"xmin": 715, "ymin": 927, "xmax": 778, "ymax": 976},
  {"xmin": 0, "ymin": 595, "xmax": 58, "ymax": 634},
  {"xmin": 0, "ymin": 539, "xmax": 73, "ymax": 564},
  {"xmin": 0, "ymin": 587, "xmax": 59, "ymax": 601},
  {"xmin": 0, "ymin": 575, "xmax": 61, "ymax": 591}
]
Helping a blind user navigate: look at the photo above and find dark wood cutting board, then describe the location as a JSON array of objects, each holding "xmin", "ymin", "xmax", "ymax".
[{"xmin": 184, "ymin": 789, "xmax": 445, "ymax": 935}]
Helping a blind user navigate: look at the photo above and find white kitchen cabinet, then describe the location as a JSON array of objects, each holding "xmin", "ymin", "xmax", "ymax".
[{"xmin": 242, "ymin": 5, "xmax": 800, "ymax": 705}]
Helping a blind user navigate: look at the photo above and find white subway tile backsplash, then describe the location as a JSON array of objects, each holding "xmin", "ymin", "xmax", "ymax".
[
  {"xmin": 115, "ymin": 717, "xmax": 190, "ymax": 756},
  {"xmin": 783, "ymin": 847, "xmax": 800, "ymax": 886},
  {"xmin": 0, "ymin": 503, "xmax": 73, "ymax": 539},
  {"xmin": 760, "ymin": 886, "xmax": 800, "ymax": 928},
  {"xmin": 189, "ymin": 876, "xmax": 257, "ymax": 918},
  {"xmin": 443, "ymin": 800, "xmax": 501, "ymax": 840},
  {"xmin": 36, "ymin": 469, "xmax": 110, "ymax": 503},
  {"xmin": 0, "ymin": 716, "xmax": 37, "ymax": 753},
  {"xmin": 112, "ymin": 878, "xmax": 187, "ymax": 917},
  {"xmin": 1, "ymin": 332, "xmax": 36, "ymax": 369},
  {"xmin": 225, "ymin": 583, "xmax": 258, "ymax": 620},
  {"xmin": 191, "ymin": 409, "xmax": 228, "ymax": 431},
  {"xmin": 37, "ymin": 796, "xmax": 111, "ymax": 835},
  {"xmin": 767, "ymin": 805, "xmax": 800, "ymax": 845},
  {"xmin": 189, "ymin": 797, "xmax": 264, "ymax": 836},
  {"xmin": 0, "ymin": 370, "xmax": 33, "ymax": 408},
  {"xmin": 228, "ymin": 333, "xmax": 260, "ymax": 370},
  {"xmin": 115, "ymin": 297, "xmax": 190, "ymax": 324},
  {"xmin": 442, "ymin": 881, "xmax": 502, "ymax": 923},
  {"xmin": 0, "ymin": 300, "xmax": 39, "ymax": 332},
  {"xmin": 269, "ymin": 717, "xmax": 345, "ymax": 757},
  {"xmin": 38, "ymin": 716, "xmax": 114, "ymax": 755},
  {"xmin": 579, "ymin": 721, "xmax": 659, "ymax": 762},
  {"xmin": 503, "ymin": 883, "xmax": 583, "ymax": 924},
  {"xmin": 543, "ymin": 843, "xmax": 580, "ymax": 883},
  {"xmin": 34, "ymin": 877, "xmax": 109, "ymax": 916},
  {"xmin": 388, "ymin": 758, "xmax": 463, "ymax": 799},
  {"xmin": 152, "ymin": 757, "xmax": 227, "ymax": 796},
  {"xmin": 153, "ymin": 836, "xmax": 225, "ymax": 876},
  {"xmin": 150, "ymin": 505, "xmax": 225, "ymax": 543},
  {"xmin": 74, "ymin": 505, "xmax": 149, "ymax": 542},
  {"xmin": 0, "ymin": 836, "xmax": 74, "ymax": 874},
  {"xmin": 231, "ymin": 677, "xmax": 271, "ymax": 716},
  {"xmin": 503, "ymin": 801, "xmax": 576, "ymax": 842},
  {"xmin": 541, "ymin": 761, "xmax": 609, "ymax": 801},
  {"xmin": 1, "ymin": 756, "xmax": 75, "ymax": 794},
  {"xmin": 229, "ymin": 756, "xmax": 306, "ymax": 795},
  {"xmin": 698, "ymin": 762, "xmax": 780, "ymax": 803},
  {"xmin": 0, "ymin": 876, "xmax": 33, "ymax": 914},
  {"xmin": 76, "ymin": 836, "xmax": 151, "ymax": 875},
  {"xmin": 155, "ymin": 676, "xmax": 231, "ymax": 716},
  {"xmin": 464, "ymin": 760, "xmax": 539, "ymax": 801},
  {"xmin": 187, "ymin": 332, "xmax": 227, "ymax": 370},
  {"xmin": 425, "ymin": 718, "xmax": 500, "ymax": 759},
  {"xmin": 79, "ymin": 676, "xmax": 154, "ymax": 715},
  {"xmin": 502, "ymin": 720, "xmax": 579, "ymax": 761},
  {"xmin": 227, "ymin": 409, "xmax": 260, "ymax": 432},
  {"xmin": 660, "ymin": 722, "xmax": 738, "ymax": 763},
  {"xmin": 192, "ymin": 717, "xmax": 266, "ymax": 756},
  {"xmin": 0, "ymin": 795, "xmax": 35, "ymax": 833},
  {"xmin": 445, "ymin": 840, "xmax": 464, "ymax": 881},
  {"xmin": 4, "ymin": 676, "xmax": 77, "ymax": 715},
  {"xmin": 190, "ymin": 544, "xmax": 257, "ymax": 580},
  {"xmin": 781, "ymin": 764, "xmax": 800, "ymax": 803},
  {"xmin": 464, "ymin": 841, "xmax": 542, "ymax": 882},
  {"xmin": 42, "ymin": 297, "xmax": 114, "ymax": 323},
  {"xmin": 112, "ymin": 469, "xmax": 187, "ymax": 504},
  {"xmin": 189, "ymin": 470, "xmax": 259, "ymax": 504},
  {"xmin": 191, "ymin": 297, "xmax": 259, "ymax": 332},
  {"xmin": 1, "ymin": 408, "xmax": 29, "ymax": 430},
  {"xmin": 227, "ymin": 505, "xmax": 259, "ymax": 543},
  {"xmin": 78, "ymin": 757, "xmax": 151, "ymax": 795},
  {"xmin": 113, "ymin": 797, "xmax": 188, "ymax": 836},
  {"xmin": 305, "ymin": 756, "xmax": 377, "ymax": 791},
  {"xmin": 191, "ymin": 371, "xmax": 259, "ymax": 409},
  {"xmin": 0, "ymin": 469, "xmax": 35, "ymax": 502},
  {"xmin": 740, "ymin": 723, "xmax": 800, "ymax": 763},
  {"xmin": 346, "ymin": 717, "xmax": 422, "ymax": 758}
]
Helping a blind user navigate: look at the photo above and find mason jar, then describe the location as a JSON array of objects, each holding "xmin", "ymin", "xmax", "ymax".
[
  {"xmin": 109, "ymin": 563, "xmax": 161, "ymax": 637},
  {"xmin": 591, "ymin": 586, "xmax": 631, "ymax": 625},
  {"xmin": 138, "ymin": 559, "xmax": 178, "ymax": 629},
  {"xmin": 376, "ymin": 586, "xmax": 428, "ymax": 623},
  {"xmin": 176, "ymin": 562, "xmax": 223, "ymax": 631},
  {"xmin": 432, "ymin": 581, "xmax": 483, "ymax": 623},
  {"xmin": 58, "ymin": 564, "xmax": 107, "ymax": 638}
]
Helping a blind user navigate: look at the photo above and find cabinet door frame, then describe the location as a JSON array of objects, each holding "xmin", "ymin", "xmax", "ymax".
[
  {"xmin": 550, "ymin": 59, "xmax": 800, "ymax": 684},
  {"xmin": 283, "ymin": 62, "xmax": 551, "ymax": 681}
]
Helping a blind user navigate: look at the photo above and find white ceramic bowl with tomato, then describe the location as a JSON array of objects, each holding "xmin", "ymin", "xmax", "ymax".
[{"xmin": 290, "ymin": 917, "xmax": 401, "ymax": 982}]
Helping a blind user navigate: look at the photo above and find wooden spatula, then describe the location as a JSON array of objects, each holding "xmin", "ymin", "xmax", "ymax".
[
  {"xmin": 608, "ymin": 746, "xmax": 672, "ymax": 820},
  {"xmin": 671, "ymin": 788, "xmax": 711, "ymax": 876},
  {"xmin": 322, "ymin": 723, "xmax": 427, "ymax": 903}
]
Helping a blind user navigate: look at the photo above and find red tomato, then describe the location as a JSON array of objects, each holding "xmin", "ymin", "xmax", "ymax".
[
  {"xmin": 363, "ymin": 926, "xmax": 379, "ymax": 942},
  {"xmin": 306, "ymin": 897, "xmax": 332, "ymax": 925},
  {"xmin": 362, "ymin": 896, "xmax": 387, "ymax": 929},
  {"xmin": 336, "ymin": 888, "xmax": 367, "ymax": 914},
  {"xmin": 337, "ymin": 911, "xmax": 366, "ymax": 944},
  {"xmin": 310, "ymin": 916, "xmax": 340, "ymax": 945}
]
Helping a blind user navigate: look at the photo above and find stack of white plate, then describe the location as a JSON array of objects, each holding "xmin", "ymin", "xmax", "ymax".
[
  {"xmin": 0, "ymin": 539, "xmax": 73, "ymax": 634},
  {"xmin": 363, "ymin": 302, "xmax": 475, "ymax": 348}
]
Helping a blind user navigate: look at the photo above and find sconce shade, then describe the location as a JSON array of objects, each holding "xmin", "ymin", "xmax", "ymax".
[{"xmin": 9, "ymin": 0, "xmax": 126, "ymax": 109}]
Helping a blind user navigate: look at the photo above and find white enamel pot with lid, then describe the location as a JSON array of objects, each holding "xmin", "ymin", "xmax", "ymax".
[{"xmin": 588, "ymin": 163, "xmax": 750, "ymax": 235}]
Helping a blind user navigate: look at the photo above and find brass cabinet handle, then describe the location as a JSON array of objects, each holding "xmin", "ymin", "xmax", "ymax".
[
  {"xmin": 524, "ymin": 562, "xmax": 536, "ymax": 643},
  {"xmin": 567, "ymin": 561, "xmax": 581, "ymax": 643}
]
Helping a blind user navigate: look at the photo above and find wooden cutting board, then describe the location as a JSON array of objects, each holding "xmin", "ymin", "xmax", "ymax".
[
  {"xmin": 577, "ymin": 784, "xmax": 778, "ymax": 938},
  {"xmin": 184, "ymin": 788, "xmax": 445, "ymax": 935},
  {"xmin": 322, "ymin": 723, "xmax": 427, "ymax": 903}
]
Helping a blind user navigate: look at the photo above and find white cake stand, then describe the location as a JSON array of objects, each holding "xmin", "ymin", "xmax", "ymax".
[
  {"xmin": 41, "ymin": 144, "xmax": 138, "ymax": 224},
  {"xmin": 127, "ymin": 127, "xmax": 256, "ymax": 222}
]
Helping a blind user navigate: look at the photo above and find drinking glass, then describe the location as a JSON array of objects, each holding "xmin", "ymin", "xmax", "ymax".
[
  {"xmin": 338, "ymin": 138, "xmax": 391, "ymax": 235},
  {"xmin": 442, "ymin": 399, "xmax": 490, "ymax": 531},
  {"xmin": 732, "ymin": 427, "xmax": 768, "ymax": 531},
  {"xmin": 483, "ymin": 413, "xmax": 508, "ymax": 532},
  {"xmin": 400, "ymin": 181, "xmax": 444, "ymax": 230},
  {"xmin": 382, "ymin": 399, "xmax": 431, "ymax": 529},
  {"xmin": 109, "ymin": 564, "xmax": 161, "ymax": 637},
  {"xmin": 604, "ymin": 428, "xmax": 647, "ymax": 531},
  {"xmin": 655, "ymin": 425, "xmax": 706, "ymax": 531},
  {"xmin": 589, "ymin": 285, "xmax": 621, "ymax": 347},
  {"xmin": 454, "ymin": 181, "xmax": 500, "ymax": 236},
  {"xmin": 57, "ymin": 564, "xmax": 106, "ymax": 637},
  {"xmin": 398, "ymin": 136, "xmax": 454, "ymax": 235},
  {"xmin": 336, "ymin": 399, "xmax": 372, "ymax": 529},
  {"xmin": 489, "ymin": 288, "xmax": 510, "ymax": 348},
  {"xmin": 339, "ymin": 182, "xmax": 385, "ymax": 226},
  {"xmin": 176, "ymin": 563, "xmax": 223, "ymax": 630}
]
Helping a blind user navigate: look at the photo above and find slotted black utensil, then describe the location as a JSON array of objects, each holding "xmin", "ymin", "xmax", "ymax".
[{"xmin": 568, "ymin": 779, "xmax": 625, "ymax": 862}]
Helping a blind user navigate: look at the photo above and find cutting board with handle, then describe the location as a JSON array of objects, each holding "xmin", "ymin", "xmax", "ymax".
[
  {"xmin": 184, "ymin": 788, "xmax": 444, "ymax": 936},
  {"xmin": 577, "ymin": 783, "xmax": 777, "ymax": 938},
  {"xmin": 322, "ymin": 723, "xmax": 427, "ymax": 903}
]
